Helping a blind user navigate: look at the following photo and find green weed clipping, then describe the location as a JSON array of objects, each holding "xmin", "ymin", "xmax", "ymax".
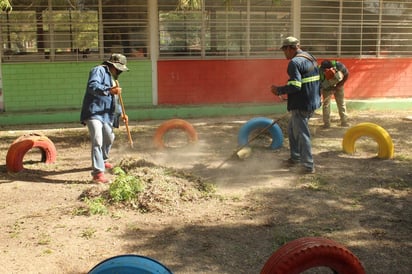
[
  {"xmin": 77, "ymin": 159, "xmax": 216, "ymax": 215},
  {"xmin": 109, "ymin": 167, "xmax": 144, "ymax": 203}
]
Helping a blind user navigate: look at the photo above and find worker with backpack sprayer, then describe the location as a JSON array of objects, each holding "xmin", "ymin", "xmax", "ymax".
[{"xmin": 319, "ymin": 60, "xmax": 349, "ymax": 128}]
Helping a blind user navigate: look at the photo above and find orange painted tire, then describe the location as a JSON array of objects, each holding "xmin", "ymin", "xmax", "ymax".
[
  {"xmin": 6, "ymin": 134, "xmax": 57, "ymax": 172},
  {"xmin": 260, "ymin": 237, "xmax": 365, "ymax": 274},
  {"xmin": 153, "ymin": 119, "xmax": 198, "ymax": 149}
]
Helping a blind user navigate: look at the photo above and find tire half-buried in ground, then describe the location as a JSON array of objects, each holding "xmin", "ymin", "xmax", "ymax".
[
  {"xmin": 88, "ymin": 254, "xmax": 173, "ymax": 274},
  {"xmin": 6, "ymin": 133, "xmax": 57, "ymax": 172},
  {"xmin": 342, "ymin": 122, "xmax": 394, "ymax": 159},
  {"xmin": 237, "ymin": 117, "xmax": 283, "ymax": 150},
  {"xmin": 153, "ymin": 118, "xmax": 198, "ymax": 149},
  {"xmin": 260, "ymin": 237, "xmax": 365, "ymax": 274}
]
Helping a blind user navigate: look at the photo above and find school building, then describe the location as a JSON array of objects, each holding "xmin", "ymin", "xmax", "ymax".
[{"xmin": 0, "ymin": 0, "xmax": 411, "ymax": 125}]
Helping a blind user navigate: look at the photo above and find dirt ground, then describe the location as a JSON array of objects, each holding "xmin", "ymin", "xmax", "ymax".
[{"xmin": 0, "ymin": 109, "xmax": 411, "ymax": 274}]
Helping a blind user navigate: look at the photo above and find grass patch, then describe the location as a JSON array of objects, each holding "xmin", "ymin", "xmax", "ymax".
[
  {"xmin": 84, "ymin": 197, "xmax": 108, "ymax": 215},
  {"xmin": 80, "ymin": 228, "xmax": 96, "ymax": 239},
  {"xmin": 109, "ymin": 167, "xmax": 144, "ymax": 203},
  {"xmin": 37, "ymin": 233, "xmax": 51, "ymax": 245},
  {"xmin": 299, "ymin": 175, "xmax": 329, "ymax": 191},
  {"xmin": 8, "ymin": 221, "xmax": 23, "ymax": 238}
]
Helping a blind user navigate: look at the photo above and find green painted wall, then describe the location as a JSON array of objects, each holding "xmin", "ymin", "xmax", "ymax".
[
  {"xmin": 1, "ymin": 99, "xmax": 411, "ymax": 126},
  {"xmin": 0, "ymin": 60, "xmax": 411, "ymax": 126},
  {"xmin": 2, "ymin": 60, "xmax": 152, "ymax": 112}
]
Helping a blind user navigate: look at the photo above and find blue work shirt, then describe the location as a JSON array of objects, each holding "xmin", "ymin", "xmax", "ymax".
[
  {"xmin": 80, "ymin": 65, "xmax": 117, "ymax": 125},
  {"xmin": 277, "ymin": 49, "xmax": 321, "ymax": 112}
]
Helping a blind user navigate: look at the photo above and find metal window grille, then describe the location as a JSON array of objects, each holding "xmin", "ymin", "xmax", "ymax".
[
  {"xmin": 2, "ymin": 0, "xmax": 411, "ymax": 63},
  {"xmin": 159, "ymin": 0, "xmax": 412, "ymax": 58},
  {"xmin": 301, "ymin": 0, "xmax": 412, "ymax": 57},
  {"xmin": 158, "ymin": 0, "xmax": 292, "ymax": 58},
  {"xmin": 0, "ymin": 0, "xmax": 148, "ymax": 63}
]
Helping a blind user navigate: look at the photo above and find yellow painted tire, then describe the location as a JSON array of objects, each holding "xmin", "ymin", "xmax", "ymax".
[{"xmin": 342, "ymin": 122, "xmax": 394, "ymax": 159}]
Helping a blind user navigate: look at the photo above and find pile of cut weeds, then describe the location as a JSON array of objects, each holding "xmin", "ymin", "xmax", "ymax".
[{"xmin": 79, "ymin": 158, "xmax": 216, "ymax": 214}]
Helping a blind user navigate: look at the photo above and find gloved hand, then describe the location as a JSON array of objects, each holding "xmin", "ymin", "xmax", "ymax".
[
  {"xmin": 110, "ymin": 86, "xmax": 122, "ymax": 95},
  {"xmin": 271, "ymin": 85, "xmax": 283, "ymax": 96},
  {"xmin": 122, "ymin": 114, "xmax": 129, "ymax": 124}
]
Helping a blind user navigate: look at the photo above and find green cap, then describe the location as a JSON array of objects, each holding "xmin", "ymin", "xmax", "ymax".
[
  {"xmin": 281, "ymin": 36, "xmax": 300, "ymax": 48},
  {"xmin": 106, "ymin": 53, "xmax": 129, "ymax": 72}
]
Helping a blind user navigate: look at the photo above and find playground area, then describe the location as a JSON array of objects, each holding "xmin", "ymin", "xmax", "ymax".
[{"xmin": 0, "ymin": 109, "xmax": 411, "ymax": 273}]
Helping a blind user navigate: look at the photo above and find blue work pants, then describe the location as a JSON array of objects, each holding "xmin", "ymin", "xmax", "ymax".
[
  {"xmin": 86, "ymin": 119, "xmax": 115, "ymax": 176},
  {"xmin": 288, "ymin": 109, "xmax": 314, "ymax": 170}
]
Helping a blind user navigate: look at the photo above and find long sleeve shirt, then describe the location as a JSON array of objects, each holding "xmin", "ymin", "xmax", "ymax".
[
  {"xmin": 80, "ymin": 65, "xmax": 116, "ymax": 125},
  {"xmin": 277, "ymin": 49, "xmax": 321, "ymax": 112}
]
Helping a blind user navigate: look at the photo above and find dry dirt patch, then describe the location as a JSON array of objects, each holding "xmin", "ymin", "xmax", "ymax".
[{"xmin": 0, "ymin": 109, "xmax": 411, "ymax": 274}]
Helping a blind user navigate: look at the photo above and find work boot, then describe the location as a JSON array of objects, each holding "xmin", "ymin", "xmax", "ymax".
[
  {"xmin": 341, "ymin": 121, "xmax": 349, "ymax": 127},
  {"xmin": 282, "ymin": 158, "xmax": 299, "ymax": 168},
  {"xmin": 297, "ymin": 166, "xmax": 316, "ymax": 174},
  {"xmin": 321, "ymin": 123, "xmax": 330, "ymax": 129},
  {"xmin": 93, "ymin": 172, "xmax": 109, "ymax": 184}
]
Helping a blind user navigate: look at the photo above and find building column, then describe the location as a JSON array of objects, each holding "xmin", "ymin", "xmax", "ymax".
[{"xmin": 148, "ymin": 0, "xmax": 158, "ymax": 105}]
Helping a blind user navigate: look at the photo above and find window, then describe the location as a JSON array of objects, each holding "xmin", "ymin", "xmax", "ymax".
[
  {"xmin": 159, "ymin": 9, "xmax": 203, "ymax": 57},
  {"xmin": 1, "ymin": 0, "xmax": 148, "ymax": 62},
  {"xmin": 2, "ymin": 1, "xmax": 411, "ymax": 62},
  {"xmin": 300, "ymin": 0, "xmax": 412, "ymax": 57},
  {"xmin": 159, "ymin": 0, "xmax": 292, "ymax": 58}
]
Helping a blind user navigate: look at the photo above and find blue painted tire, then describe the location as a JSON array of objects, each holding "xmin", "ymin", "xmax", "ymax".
[
  {"xmin": 238, "ymin": 117, "xmax": 283, "ymax": 150},
  {"xmin": 88, "ymin": 254, "xmax": 173, "ymax": 274}
]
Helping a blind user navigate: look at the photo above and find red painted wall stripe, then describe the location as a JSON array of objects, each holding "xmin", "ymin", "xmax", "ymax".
[{"xmin": 157, "ymin": 58, "xmax": 412, "ymax": 105}]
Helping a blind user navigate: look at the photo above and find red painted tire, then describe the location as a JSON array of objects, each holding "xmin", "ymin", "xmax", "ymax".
[
  {"xmin": 153, "ymin": 119, "xmax": 198, "ymax": 149},
  {"xmin": 6, "ymin": 134, "xmax": 57, "ymax": 172},
  {"xmin": 260, "ymin": 237, "xmax": 365, "ymax": 274}
]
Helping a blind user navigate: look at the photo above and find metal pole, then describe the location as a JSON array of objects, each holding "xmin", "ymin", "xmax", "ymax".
[
  {"xmin": 377, "ymin": 0, "xmax": 383, "ymax": 56},
  {"xmin": 0, "ymin": 14, "xmax": 4, "ymax": 111},
  {"xmin": 338, "ymin": 0, "xmax": 343, "ymax": 57},
  {"xmin": 48, "ymin": 0, "xmax": 55, "ymax": 61},
  {"xmin": 246, "ymin": 0, "xmax": 250, "ymax": 57},
  {"xmin": 98, "ymin": 0, "xmax": 104, "ymax": 59},
  {"xmin": 148, "ymin": 0, "xmax": 158, "ymax": 105}
]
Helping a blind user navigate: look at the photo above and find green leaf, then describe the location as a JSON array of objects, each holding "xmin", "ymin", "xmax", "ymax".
[{"xmin": 0, "ymin": 0, "xmax": 12, "ymax": 13}]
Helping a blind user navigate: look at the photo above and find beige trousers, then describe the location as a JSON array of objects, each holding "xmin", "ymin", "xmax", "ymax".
[{"xmin": 322, "ymin": 86, "xmax": 348, "ymax": 125}]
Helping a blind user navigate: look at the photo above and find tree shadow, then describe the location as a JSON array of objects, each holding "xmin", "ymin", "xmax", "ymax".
[
  {"xmin": 110, "ymin": 138, "xmax": 411, "ymax": 274},
  {"xmin": 0, "ymin": 164, "xmax": 92, "ymax": 185}
]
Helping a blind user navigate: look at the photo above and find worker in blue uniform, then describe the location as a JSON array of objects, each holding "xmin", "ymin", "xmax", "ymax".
[{"xmin": 271, "ymin": 36, "xmax": 321, "ymax": 174}]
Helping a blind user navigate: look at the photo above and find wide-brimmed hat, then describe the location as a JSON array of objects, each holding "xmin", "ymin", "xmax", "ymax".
[
  {"xmin": 280, "ymin": 36, "xmax": 300, "ymax": 49},
  {"xmin": 106, "ymin": 53, "xmax": 129, "ymax": 72}
]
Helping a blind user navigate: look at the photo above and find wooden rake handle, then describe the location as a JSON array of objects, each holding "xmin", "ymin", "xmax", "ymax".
[{"xmin": 115, "ymin": 80, "xmax": 134, "ymax": 148}]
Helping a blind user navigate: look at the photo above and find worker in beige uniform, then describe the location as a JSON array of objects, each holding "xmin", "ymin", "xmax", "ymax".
[{"xmin": 319, "ymin": 60, "xmax": 349, "ymax": 128}]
